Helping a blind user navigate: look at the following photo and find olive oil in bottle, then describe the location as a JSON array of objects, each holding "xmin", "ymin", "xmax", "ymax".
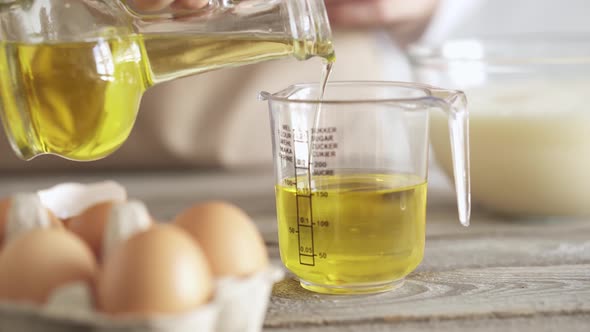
[
  {"xmin": 0, "ymin": 36, "xmax": 148, "ymax": 161},
  {"xmin": 0, "ymin": 34, "xmax": 335, "ymax": 161}
]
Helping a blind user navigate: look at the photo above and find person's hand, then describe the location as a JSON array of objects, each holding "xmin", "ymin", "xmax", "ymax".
[
  {"xmin": 129, "ymin": 0, "xmax": 209, "ymax": 12},
  {"xmin": 325, "ymin": 0, "xmax": 439, "ymax": 28},
  {"xmin": 325, "ymin": 0, "xmax": 439, "ymax": 46}
]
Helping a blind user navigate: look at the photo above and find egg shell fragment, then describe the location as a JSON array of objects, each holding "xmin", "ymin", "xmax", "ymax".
[
  {"xmin": 38, "ymin": 181, "xmax": 127, "ymax": 220},
  {"xmin": 102, "ymin": 200, "xmax": 154, "ymax": 260},
  {"xmin": 4, "ymin": 193, "xmax": 62, "ymax": 246}
]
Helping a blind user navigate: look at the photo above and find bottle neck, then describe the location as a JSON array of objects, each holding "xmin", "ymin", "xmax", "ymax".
[
  {"xmin": 129, "ymin": 0, "xmax": 334, "ymax": 84},
  {"xmin": 284, "ymin": 0, "xmax": 334, "ymax": 61}
]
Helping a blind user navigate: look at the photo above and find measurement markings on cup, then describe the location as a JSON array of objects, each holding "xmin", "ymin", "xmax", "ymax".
[{"xmin": 292, "ymin": 128, "xmax": 316, "ymax": 266}]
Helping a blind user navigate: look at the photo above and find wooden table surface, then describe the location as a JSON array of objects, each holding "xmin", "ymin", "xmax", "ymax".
[{"xmin": 1, "ymin": 169, "xmax": 589, "ymax": 331}]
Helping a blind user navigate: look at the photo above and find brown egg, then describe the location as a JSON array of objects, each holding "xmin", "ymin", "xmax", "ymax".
[
  {"xmin": 67, "ymin": 201, "xmax": 115, "ymax": 260},
  {"xmin": 0, "ymin": 229, "xmax": 97, "ymax": 304},
  {"xmin": 97, "ymin": 224, "xmax": 212, "ymax": 316},
  {"xmin": 174, "ymin": 201, "xmax": 269, "ymax": 277},
  {"xmin": 0, "ymin": 198, "xmax": 11, "ymax": 248}
]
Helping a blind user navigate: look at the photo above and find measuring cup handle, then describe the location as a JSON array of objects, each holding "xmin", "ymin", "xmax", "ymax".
[
  {"xmin": 432, "ymin": 89, "xmax": 471, "ymax": 226},
  {"xmin": 449, "ymin": 94, "xmax": 471, "ymax": 226}
]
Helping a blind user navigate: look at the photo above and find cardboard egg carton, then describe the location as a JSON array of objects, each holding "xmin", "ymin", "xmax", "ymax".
[
  {"xmin": 0, "ymin": 181, "xmax": 284, "ymax": 332},
  {"xmin": 0, "ymin": 267, "xmax": 283, "ymax": 332}
]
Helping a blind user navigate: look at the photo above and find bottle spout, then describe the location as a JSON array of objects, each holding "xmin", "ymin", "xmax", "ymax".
[
  {"xmin": 432, "ymin": 89, "xmax": 471, "ymax": 226},
  {"xmin": 285, "ymin": 0, "xmax": 335, "ymax": 61},
  {"xmin": 258, "ymin": 91, "xmax": 271, "ymax": 101}
]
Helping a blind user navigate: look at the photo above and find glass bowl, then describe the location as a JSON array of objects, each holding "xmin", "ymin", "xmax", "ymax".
[{"xmin": 408, "ymin": 35, "xmax": 590, "ymax": 218}]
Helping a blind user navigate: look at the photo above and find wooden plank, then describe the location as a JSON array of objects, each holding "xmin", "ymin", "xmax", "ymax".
[
  {"xmin": 259, "ymin": 209, "xmax": 590, "ymax": 244},
  {"xmin": 419, "ymin": 237, "xmax": 590, "ymax": 272},
  {"xmin": 253, "ymin": 188, "xmax": 590, "ymax": 244},
  {"xmin": 0, "ymin": 170, "xmax": 458, "ymax": 220},
  {"xmin": 257, "ymin": 207, "xmax": 590, "ymax": 248},
  {"xmin": 18, "ymin": 171, "xmax": 590, "ymax": 272},
  {"xmin": 260, "ymin": 211, "xmax": 590, "ymax": 272},
  {"xmin": 264, "ymin": 233, "xmax": 590, "ymax": 273},
  {"xmin": 264, "ymin": 265, "xmax": 590, "ymax": 328},
  {"xmin": 5, "ymin": 171, "xmax": 585, "ymax": 272},
  {"xmin": 0, "ymin": 171, "xmax": 277, "ymax": 220},
  {"xmin": 2, "ymin": 171, "xmax": 588, "ymax": 235},
  {"xmin": 265, "ymin": 314, "xmax": 590, "ymax": 332}
]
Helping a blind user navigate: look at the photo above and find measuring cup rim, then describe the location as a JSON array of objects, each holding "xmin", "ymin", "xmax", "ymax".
[{"xmin": 259, "ymin": 80, "xmax": 446, "ymax": 105}]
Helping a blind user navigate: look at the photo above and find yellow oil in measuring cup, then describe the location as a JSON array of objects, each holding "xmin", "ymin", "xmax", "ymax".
[
  {"xmin": 275, "ymin": 172, "xmax": 427, "ymax": 294},
  {"xmin": 0, "ymin": 34, "xmax": 335, "ymax": 160}
]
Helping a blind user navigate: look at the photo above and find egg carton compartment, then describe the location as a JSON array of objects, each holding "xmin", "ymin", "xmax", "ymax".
[
  {"xmin": 0, "ymin": 301, "xmax": 218, "ymax": 332},
  {"xmin": 0, "ymin": 181, "xmax": 284, "ymax": 332},
  {"xmin": 0, "ymin": 266, "xmax": 284, "ymax": 332}
]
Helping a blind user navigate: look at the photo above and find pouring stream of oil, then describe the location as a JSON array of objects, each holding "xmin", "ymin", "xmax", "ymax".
[{"xmin": 308, "ymin": 61, "xmax": 333, "ymax": 174}]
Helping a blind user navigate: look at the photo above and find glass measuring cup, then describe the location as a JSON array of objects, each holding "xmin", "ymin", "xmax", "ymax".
[{"xmin": 260, "ymin": 81, "xmax": 470, "ymax": 294}]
